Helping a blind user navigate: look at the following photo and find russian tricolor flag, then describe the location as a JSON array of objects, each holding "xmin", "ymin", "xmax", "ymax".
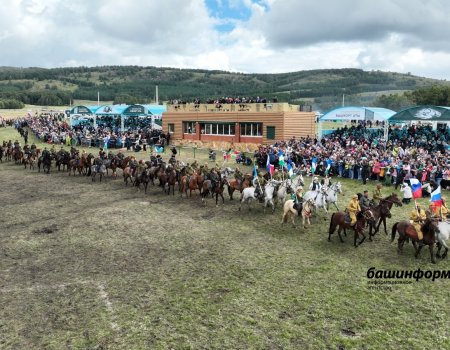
[
  {"xmin": 410, "ymin": 178, "xmax": 422, "ymax": 199},
  {"xmin": 266, "ymin": 153, "xmax": 274, "ymax": 176},
  {"xmin": 430, "ymin": 186, "xmax": 443, "ymax": 207}
]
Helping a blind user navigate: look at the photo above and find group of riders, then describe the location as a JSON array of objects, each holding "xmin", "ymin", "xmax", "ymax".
[{"xmin": 3, "ymin": 137, "xmax": 449, "ymax": 246}]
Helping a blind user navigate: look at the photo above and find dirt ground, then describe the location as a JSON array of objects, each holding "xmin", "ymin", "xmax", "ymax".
[{"xmin": 1, "ymin": 126, "xmax": 449, "ymax": 350}]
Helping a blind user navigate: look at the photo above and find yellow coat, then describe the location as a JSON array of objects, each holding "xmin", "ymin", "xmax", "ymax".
[
  {"xmin": 347, "ymin": 199, "xmax": 361, "ymax": 213},
  {"xmin": 410, "ymin": 208, "xmax": 426, "ymax": 222}
]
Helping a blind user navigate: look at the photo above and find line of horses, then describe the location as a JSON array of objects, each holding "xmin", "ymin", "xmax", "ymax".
[{"xmin": 2, "ymin": 144, "xmax": 449, "ymax": 264}]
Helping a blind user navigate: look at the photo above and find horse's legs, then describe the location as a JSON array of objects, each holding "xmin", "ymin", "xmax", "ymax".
[
  {"xmin": 357, "ymin": 230, "xmax": 366, "ymax": 247},
  {"xmin": 337, "ymin": 227, "xmax": 344, "ymax": 243},
  {"xmin": 436, "ymin": 242, "xmax": 442, "ymax": 259},
  {"xmin": 414, "ymin": 243, "xmax": 423, "ymax": 259},
  {"xmin": 429, "ymin": 244, "xmax": 436, "ymax": 264}
]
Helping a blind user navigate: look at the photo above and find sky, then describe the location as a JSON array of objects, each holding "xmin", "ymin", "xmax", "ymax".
[{"xmin": 1, "ymin": 0, "xmax": 450, "ymax": 79}]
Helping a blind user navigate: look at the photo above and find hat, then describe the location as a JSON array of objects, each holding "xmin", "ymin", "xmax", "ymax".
[
  {"xmin": 352, "ymin": 194, "xmax": 358, "ymax": 199},
  {"xmin": 313, "ymin": 176, "xmax": 318, "ymax": 181},
  {"xmin": 297, "ymin": 186, "xmax": 303, "ymax": 191}
]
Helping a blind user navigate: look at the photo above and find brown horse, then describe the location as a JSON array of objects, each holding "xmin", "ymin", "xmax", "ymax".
[
  {"xmin": 328, "ymin": 210, "xmax": 375, "ymax": 247},
  {"xmin": 201, "ymin": 176, "xmax": 228, "ymax": 206},
  {"xmin": 391, "ymin": 218, "xmax": 439, "ymax": 264},
  {"xmin": 188, "ymin": 171, "xmax": 204, "ymax": 197},
  {"xmin": 367, "ymin": 200, "xmax": 392, "ymax": 240},
  {"xmin": 166, "ymin": 169, "xmax": 177, "ymax": 195},
  {"xmin": 372, "ymin": 193, "xmax": 402, "ymax": 235},
  {"xmin": 227, "ymin": 174, "xmax": 252, "ymax": 200}
]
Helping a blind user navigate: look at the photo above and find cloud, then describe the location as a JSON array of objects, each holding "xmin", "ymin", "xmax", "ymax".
[
  {"xmin": 0, "ymin": 0, "xmax": 449, "ymax": 80},
  {"xmin": 255, "ymin": 0, "xmax": 450, "ymax": 51}
]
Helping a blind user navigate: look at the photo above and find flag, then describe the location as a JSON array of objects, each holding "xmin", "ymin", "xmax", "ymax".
[
  {"xmin": 155, "ymin": 146, "xmax": 164, "ymax": 153},
  {"xmin": 311, "ymin": 157, "xmax": 317, "ymax": 174},
  {"xmin": 430, "ymin": 186, "xmax": 443, "ymax": 207},
  {"xmin": 269, "ymin": 164, "xmax": 275, "ymax": 176},
  {"xmin": 410, "ymin": 178, "xmax": 422, "ymax": 199},
  {"xmin": 266, "ymin": 153, "xmax": 271, "ymax": 173},
  {"xmin": 253, "ymin": 165, "xmax": 258, "ymax": 180},
  {"xmin": 279, "ymin": 153, "xmax": 285, "ymax": 167},
  {"xmin": 287, "ymin": 163, "xmax": 294, "ymax": 178}
]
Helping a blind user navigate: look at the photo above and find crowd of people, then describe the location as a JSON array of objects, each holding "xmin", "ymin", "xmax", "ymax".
[
  {"xmin": 254, "ymin": 123, "xmax": 450, "ymax": 191},
  {"xmin": 13, "ymin": 114, "xmax": 169, "ymax": 152},
  {"xmin": 169, "ymin": 96, "xmax": 278, "ymax": 105}
]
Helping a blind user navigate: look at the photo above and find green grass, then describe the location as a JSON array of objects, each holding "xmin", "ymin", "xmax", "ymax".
[{"xmin": 1, "ymin": 126, "xmax": 449, "ymax": 349}]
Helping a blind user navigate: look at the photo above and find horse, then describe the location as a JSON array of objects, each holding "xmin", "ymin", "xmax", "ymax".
[
  {"xmin": 303, "ymin": 182, "xmax": 343, "ymax": 216},
  {"xmin": 328, "ymin": 210, "xmax": 375, "ymax": 247},
  {"xmin": 367, "ymin": 200, "xmax": 392, "ymax": 240},
  {"xmin": 238, "ymin": 187, "xmax": 259, "ymax": 211},
  {"xmin": 0, "ymin": 146, "xmax": 4, "ymax": 163},
  {"xmin": 436, "ymin": 221, "xmax": 450, "ymax": 259},
  {"xmin": 135, "ymin": 168, "xmax": 151, "ymax": 193},
  {"xmin": 91, "ymin": 159, "xmax": 107, "ymax": 182},
  {"xmin": 24, "ymin": 154, "xmax": 38, "ymax": 170},
  {"xmin": 188, "ymin": 171, "xmax": 204, "ymax": 197},
  {"xmin": 263, "ymin": 180, "xmax": 281, "ymax": 213},
  {"xmin": 391, "ymin": 218, "xmax": 439, "ymax": 264},
  {"xmin": 55, "ymin": 150, "xmax": 70, "ymax": 171},
  {"xmin": 227, "ymin": 174, "xmax": 252, "ymax": 200},
  {"xmin": 373, "ymin": 193, "xmax": 402, "ymax": 234},
  {"xmin": 282, "ymin": 198, "xmax": 316, "ymax": 228},
  {"xmin": 166, "ymin": 168, "xmax": 177, "ymax": 195},
  {"xmin": 275, "ymin": 179, "xmax": 295, "ymax": 205},
  {"xmin": 38, "ymin": 152, "xmax": 52, "ymax": 174}
]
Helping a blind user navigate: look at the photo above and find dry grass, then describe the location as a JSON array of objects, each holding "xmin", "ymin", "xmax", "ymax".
[{"xmin": 1, "ymin": 126, "xmax": 449, "ymax": 349}]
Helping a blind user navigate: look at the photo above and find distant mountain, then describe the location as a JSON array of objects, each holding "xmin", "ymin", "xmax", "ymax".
[{"xmin": 0, "ymin": 66, "xmax": 448, "ymax": 111}]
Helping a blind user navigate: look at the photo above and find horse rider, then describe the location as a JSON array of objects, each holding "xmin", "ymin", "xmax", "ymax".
[
  {"xmin": 150, "ymin": 154, "xmax": 157, "ymax": 166},
  {"xmin": 185, "ymin": 162, "xmax": 194, "ymax": 184},
  {"xmin": 99, "ymin": 147, "xmax": 106, "ymax": 160},
  {"xmin": 30, "ymin": 142, "xmax": 37, "ymax": 156},
  {"xmin": 191, "ymin": 160, "xmax": 198, "ymax": 170},
  {"xmin": 410, "ymin": 203, "xmax": 427, "ymax": 242},
  {"xmin": 23, "ymin": 143, "xmax": 30, "ymax": 156},
  {"xmin": 213, "ymin": 162, "xmax": 221, "ymax": 173},
  {"xmin": 309, "ymin": 176, "xmax": 322, "ymax": 199},
  {"xmin": 14, "ymin": 139, "xmax": 20, "ymax": 150},
  {"xmin": 95, "ymin": 156, "xmax": 103, "ymax": 173},
  {"xmin": 273, "ymin": 169, "xmax": 283, "ymax": 181},
  {"xmin": 209, "ymin": 168, "xmax": 220, "ymax": 193},
  {"xmin": 129, "ymin": 156, "xmax": 138, "ymax": 177},
  {"xmin": 202, "ymin": 163, "xmax": 209, "ymax": 177},
  {"xmin": 254, "ymin": 170, "xmax": 267, "ymax": 201},
  {"xmin": 321, "ymin": 174, "xmax": 331, "ymax": 188},
  {"xmin": 234, "ymin": 166, "xmax": 243, "ymax": 189},
  {"xmin": 156, "ymin": 154, "xmax": 163, "ymax": 166},
  {"xmin": 347, "ymin": 194, "xmax": 361, "ymax": 226},
  {"xmin": 429, "ymin": 196, "xmax": 449, "ymax": 219},
  {"xmin": 373, "ymin": 183, "xmax": 383, "ymax": 205},
  {"xmin": 137, "ymin": 159, "xmax": 147, "ymax": 177},
  {"xmin": 359, "ymin": 190, "xmax": 371, "ymax": 212},
  {"xmin": 293, "ymin": 185, "xmax": 304, "ymax": 214}
]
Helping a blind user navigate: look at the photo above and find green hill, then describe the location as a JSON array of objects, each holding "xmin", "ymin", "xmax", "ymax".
[{"xmin": 0, "ymin": 66, "xmax": 448, "ymax": 111}]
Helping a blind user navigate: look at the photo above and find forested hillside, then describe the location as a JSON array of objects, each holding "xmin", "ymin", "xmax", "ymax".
[{"xmin": 0, "ymin": 66, "xmax": 448, "ymax": 111}]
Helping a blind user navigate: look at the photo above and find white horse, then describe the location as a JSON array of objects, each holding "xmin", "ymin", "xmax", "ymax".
[
  {"xmin": 264, "ymin": 180, "xmax": 281, "ymax": 213},
  {"xmin": 239, "ymin": 187, "xmax": 258, "ymax": 211},
  {"xmin": 303, "ymin": 182, "xmax": 343, "ymax": 214},
  {"xmin": 436, "ymin": 221, "xmax": 450, "ymax": 259},
  {"xmin": 275, "ymin": 175, "xmax": 305, "ymax": 204},
  {"xmin": 282, "ymin": 198, "xmax": 316, "ymax": 228}
]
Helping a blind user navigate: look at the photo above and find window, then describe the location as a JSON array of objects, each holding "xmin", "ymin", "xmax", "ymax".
[
  {"xmin": 168, "ymin": 123, "xmax": 175, "ymax": 133},
  {"xmin": 266, "ymin": 126, "xmax": 276, "ymax": 140},
  {"xmin": 184, "ymin": 121, "xmax": 196, "ymax": 134},
  {"xmin": 200, "ymin": 123, "xmax": 235, "ymax": 135},
  {"xmin": 240, "ymin": 123, "xmax": 262, "ymax": 136}
]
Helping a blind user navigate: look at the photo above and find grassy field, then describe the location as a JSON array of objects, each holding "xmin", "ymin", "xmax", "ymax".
[{"xmin": 1, "ymin": 126, "xmax": 449, "ymax": 350}]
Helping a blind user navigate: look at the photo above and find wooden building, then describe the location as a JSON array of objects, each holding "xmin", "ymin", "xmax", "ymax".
[{"xmin": 162, "ymin": 103, "xmax": 315, "ymax": 144}]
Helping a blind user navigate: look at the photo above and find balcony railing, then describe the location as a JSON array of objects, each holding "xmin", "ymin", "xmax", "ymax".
[{"xmin": 167, "ymin": 103, "xmax": 309, "ymax": 113}]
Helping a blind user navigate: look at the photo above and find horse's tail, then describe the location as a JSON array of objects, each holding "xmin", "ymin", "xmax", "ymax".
[
  {"xmin": 391, "ymin": 222, "xmax": 398, "ymax": 242},
  {"xmin": 328, "ymin": 213, "xmax": 336, "ymax": 234}
]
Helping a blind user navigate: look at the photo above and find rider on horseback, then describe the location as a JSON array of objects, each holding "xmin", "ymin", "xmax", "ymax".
[
  {"xmin": 347, "ymin": 194, "xmax": 361, "ymax": 226},
  {"xmin": 359, "ymin": 190, "xmax": 371, "ymax": 212},
  {"xmin": 293, "ymin": 185, "xmax": 304, "ymax": 214},
  {"xmin": 309, "ymin": 176, "xmax": 322, "ymax": 199},
  {"xmin": 209, "ymin": 169, "xmax": 219, "ymax": 193},
  {"xmin": 410, "ymin": 204, "xmax": 427, "ymax": 242},
  {"xmin": 373, "ymin": 183, "xmax": 383, "ymax": 205},
  {"xmin": 254, "ymin": 170, "xmax": 267, "ymax": 201},
  {"xmin": 129, "ymin": 156, "xmax": 138, "ymax": 177},
  {"xmin": 234, "ymin": 166, "xmax": 243, "ymax": 189}
]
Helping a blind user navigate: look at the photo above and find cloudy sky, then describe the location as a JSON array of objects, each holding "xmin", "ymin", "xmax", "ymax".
[{"xmin": 1, "ymin": 0, "xmax": 450, "ymax": 79}]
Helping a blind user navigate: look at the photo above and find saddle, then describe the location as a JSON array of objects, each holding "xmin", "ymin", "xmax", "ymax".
[
  {"xmin": 344, "ymin": 213, "xmax": 352, "ymax": 224},
  {"xmin": 293, "ymin": 202, "xmax": 303, "ymax": 216}
]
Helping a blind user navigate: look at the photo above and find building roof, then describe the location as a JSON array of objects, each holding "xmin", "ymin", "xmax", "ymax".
[
  {"xmin": 388, "ymin": 105, "xmax": 450, "ymax": 122},
  {"xmin": 319, "ymin": 106, "xmax": 396, "ymax": 121}
]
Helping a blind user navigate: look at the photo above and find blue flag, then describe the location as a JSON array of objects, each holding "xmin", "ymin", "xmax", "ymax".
[{"xmin": 253, "ymin": 165, "xmax": 258, "ymax": 180}]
